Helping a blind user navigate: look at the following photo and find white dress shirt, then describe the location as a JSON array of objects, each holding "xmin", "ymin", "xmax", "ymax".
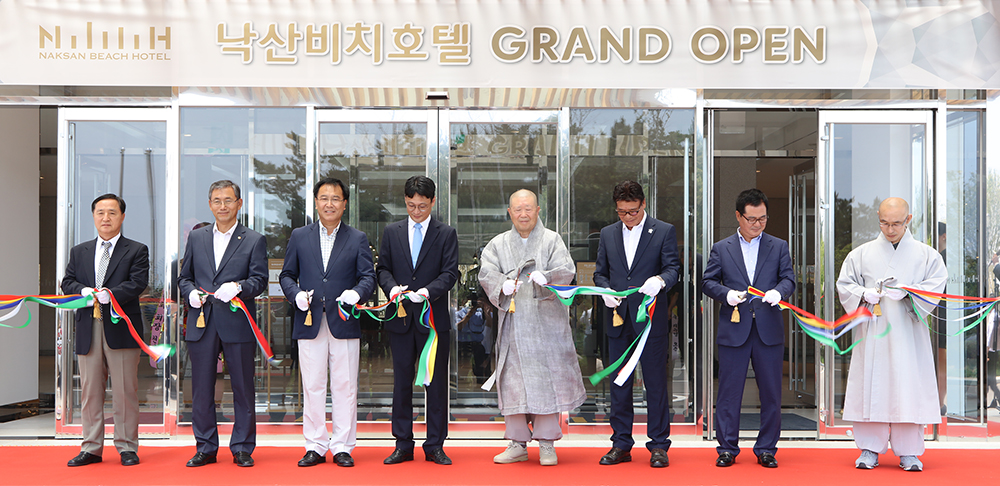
[
  {"xmin": 320, "ymin": 221, "xmax": 341, "ymax": 269},
  {"xmin": 738, "ymin": 230, "xmax": 762, "ymax": 284},
  {"xmin": 213, "ymin": 223, "xmax": 236, "ymax": 270},
  {"xmin": 622, "ymin": 212, "xmax": 648, "ymax": 269},
  {"xmin": 94, "ymin": 232, "xmax": 122, "ymax": 284}
]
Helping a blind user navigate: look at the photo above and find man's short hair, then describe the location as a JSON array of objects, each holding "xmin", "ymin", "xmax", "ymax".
[
  {"xmin": 314, "ymin": 177, "xmax": 349, "ymax": 201},
  {"xmin": 404, "ymin": 175, "xmax": 436, "ymax": 199},
  {"xmin": 208, "ymin": 180, "xmax": 241, "ymax": 200},
  {"xmin": 612, "ymin": 181, "xmax": 645, "ymax": 203},
  {"xmin": 92, "ymin": 193, "xmax": 126, "ymax": 213},
  {"xmin": 736, "ymin": 188, "xmax": 769, "ymax": 214}
]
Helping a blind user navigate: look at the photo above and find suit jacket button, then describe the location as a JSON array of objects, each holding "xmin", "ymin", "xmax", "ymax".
[
  {"xmin": 323, "ymin": 278, "xmax": 328, "ymax": 282},
  {"xmin": 412, "ymin": 277, "xmax": 416, "ymax": 281},
  {"xmin": 626, "ymin": 277, "xmax": 631, "ymax": 281}
]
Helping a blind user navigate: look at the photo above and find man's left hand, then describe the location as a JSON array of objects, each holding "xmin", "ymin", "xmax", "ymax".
[
  {"xmin": 215, "ymin": 282, "xmax": 240, "ymax": 303},
  {"xmin": 530, "ymin": 272, "xmax": 548, "ymax": 286},
  {"xmin": 336, "ymin": 289, "xmax": 361, "ymax": 306},
  {"xmin": 639, "ymin": 276, "xmax": 664, "ymax": 296},
  {"xmin": 407, "ymin": 288, "xmax": 430, "ymax": 303},
  {"xmin": 94, "ymin": 288, "xmax": 111, "ymax": 305},
  {"xmin": 762, "ymin": 289, "xmax": 782, "ymax": 306},
  {"xmin": 884, "ymin": 287, "xmax": 907, "ymax": 301}
]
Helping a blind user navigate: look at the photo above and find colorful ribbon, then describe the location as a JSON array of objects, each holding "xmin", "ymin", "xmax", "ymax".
[
  {"xmin": 892, "ymin": 286, "xmax": 1000, "ymax": 336},
  {"xmin": 542, "ymin": 285, "xmax": 656, "ymax": 386},
  {"xmin": 0, "ymin": 294, "xmax": 93, "ymax": 328},
  {"xmin": 338, "ymin": 291, "xmax": 438, "ymax": 387},
  {"xmin": 199, "ymin": 288, "xmax": 277, "ymax": 365},
  {"xmin": 105, "ymin": 290, "xmax": 174, "ymax": 363},
  {"xmin": 744, "ymin": 286, "xmax": 874, "ymax": 355}
]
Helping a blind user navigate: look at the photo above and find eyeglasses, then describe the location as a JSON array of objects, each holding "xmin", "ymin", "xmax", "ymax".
[
  {"xmin": 406, "ymin": 203, "xmax": 430, "ymax": 211},
  {"xmin": 615, "ymin": 208, "xmax": 642, "ymax": 217},
  {"xmin": 740, "ymin": 213, "xmax": 768, "ymax": 225},
  {"xmin": 317, "ymin": 196, "xmax": 344, "ymax": 204},
  {"xmin": 211, "ymin": 198, "xmax": 238, "ymax": 207},
  {"xmin": 879, "ymin": 220, "xmax": 907, "ymax": 230}
]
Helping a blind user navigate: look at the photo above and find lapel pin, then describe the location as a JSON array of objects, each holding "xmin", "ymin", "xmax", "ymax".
[
  {"xmin": 648, "ymin": 228, "xmax": 653, "ymax": 234},
  {"xmin": 238, "ymin": 236, "xmax": 242, "ymax": 240}
]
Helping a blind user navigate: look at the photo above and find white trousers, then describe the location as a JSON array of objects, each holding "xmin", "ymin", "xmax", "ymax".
[
  {"xmin": 853, "ymin": 422, "xmax": 925, "ymax": 456},
  {"xmin": 298, "ymin": 314, "xmax": 359, "ymax": 455}
]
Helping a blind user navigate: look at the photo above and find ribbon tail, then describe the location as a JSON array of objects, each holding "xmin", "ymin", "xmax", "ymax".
[
  {"xmin": 108, "ymin": 290, "xmax": 174, "ymax": 363},
  {"xmin": 613, "ymin": 322, "xmax": 651, "ymax": 386}
]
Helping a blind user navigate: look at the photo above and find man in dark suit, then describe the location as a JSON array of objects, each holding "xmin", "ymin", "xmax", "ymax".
[
  {"xmin": 279, "ymin": 177, "xmax": 376, "ymax": 468},
  {"xmin": 702, "ymin": 188, "xmax": 795, "ymax": 469},
  {"xmin": 377, "ymin": 176, "xmax": 459, "ymax": 466},
  {"xmin": 62, "ymin": 194, "xmax": 149, "ymax": 467},
  {"xmin": 593, "ymin": 181, "xmax": 680, "ymax": 468},
  {"xmin": 178, "ymin": 180, "xmax": 268, "ymax": 468}
]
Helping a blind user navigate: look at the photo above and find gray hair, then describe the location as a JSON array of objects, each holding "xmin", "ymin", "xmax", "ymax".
[{"xmin": 208, "ymin": 180, "xmax": 241, "ymax": 200}]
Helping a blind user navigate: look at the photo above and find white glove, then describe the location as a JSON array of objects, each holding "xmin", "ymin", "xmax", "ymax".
[
  {"xmin": 336, "ymin": 289, "xmax": 360, "ymax": 306},
  {"xmin": 407, "ymin": 288, "xmax": 429, "ymax": 303},
  {"xmin": 863, "ymin": 288, "xmax": 882, "ymax": 305},
  {"xmin": 530, "ymin": 272, "xmax": 548, "ymax": 286},
  {"xmin": 602, "ymin": 295, "xmax": 621, "ymax": 308},
  {"xmin": 215, "ymin": 282, "xmax": 240, "ymax": 303},
  {"xmin": 501, "ymin": 279, "xmax": 521, "ymax": 296},
  {"xmin": 389, "ymin": 285, "xmax": 407, "ymax": 301},
  {"xmin": 94, "ymin": 288, "xmax": 111, "ymax": 305},
  {"xmin": 189, "ymin": 289, "xmax": 203, "ymax": 309},
  {"xmin": 81, "ymin": 287, "xmax": 95, "ymax": 307},
  {"xmin": 295, "ymin": 291, "xmax": 310, "ymax": 312},
  {"xmin": 639, "ymin": 276, "xmax": 664, "ymax": 296},
  {"xmin": 727, "ymin": 290, "xmax": 747, "ymax": 307},
  {"xmin": 884, "ymin": 287, "xmax": 907, "ymax": 301},
  {"xmin": 762, "ymin": 289, "xmax": 781, "ymax": 306}
]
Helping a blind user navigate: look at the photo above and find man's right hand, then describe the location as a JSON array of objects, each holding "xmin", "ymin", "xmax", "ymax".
[
  {"xmin": 863, "ymin": 288, "xmax": 882, "ymax": 305},
  {"xmin": 81, "ymin": 287, "xmax": 95, "ymax": 307},
  {"xmin": 295, "ymin": 291, "xmax": 310, "ymax": 312},
  {"xmin": 189, "ymin": 289, "xmax": 203, "ymax": 309},
  {"xmin": 501, "ymin": 279, "xmax": 520, "ymax": 296},
  {"xmin": 726, "ymin": 290, "xmax": 747, "ymax": 307},
  {"xmin": 389, "ymin": 285, "xmax": 407, "ymax": 301},
  {"xmin": 601, "ymin": 295, "xmax": 621, "ymax": 309}
]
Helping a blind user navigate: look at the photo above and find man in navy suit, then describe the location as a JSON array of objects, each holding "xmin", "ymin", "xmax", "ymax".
[
  {"xmin": 178, "ymin": 180, "xmax": 268, "ymax": 468},
  {"xmin": 377, "ymin": 176, "xmax": 459, "ymax": 466},
  {"xmin": 62, "ymin": 194, "xmax": 149, "ymax": 467},
  {"xmin": 593, "ymin": 181, "xmax": 680, "ymax": 468},
  {"xmin": 702, "ymin": 188, "xmax": 795, "ymax": 469},
  {"xmin": 280, "ymin": 177, "xmax": 376, "ymax": 468}
]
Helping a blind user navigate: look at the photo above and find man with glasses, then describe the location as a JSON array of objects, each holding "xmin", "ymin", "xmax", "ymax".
[
  {"xmin": 836, "ymin": 197, "xmax": 947, "ymax": 472},
  {"xmin": 376, "ymin": 176, "xmax": 459, "ymax": 466},
  {"xmin": 702, "ymin": 188, "xmax": 794, "ymax": 469},
  {"xmin": 593, "ymin": 180, "xmax": 680, "ymax": 468},
  {"xmin": 279, "ymin": 177, "xmax": 376, "ymax": 467},
  {"xmin": 179, "ymin": 180, "xmax": 268, "ymax": 467}
]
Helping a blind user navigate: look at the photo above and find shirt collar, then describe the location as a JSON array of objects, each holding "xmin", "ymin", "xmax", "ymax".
[
  {"xmin": 320, "ymin": 221, "xmax": 341, "ymax": 237},
  {"xmin": 737, "ymin": 230, "xmax": 762, "ymax": 245},
  {"xmin": 409, "ymin": 216, "xmax": 430, "ymax": 231},
  {"xmin": 622, "ymin": 212, "xmax": 648, "ymax": 233},
  {"xmin": 213, "ymin": 222, "xmax": 237, "ymax": 237},
  {"xmin": 99, "ymin": 232, "xmax": 122, "ymax": 247}
]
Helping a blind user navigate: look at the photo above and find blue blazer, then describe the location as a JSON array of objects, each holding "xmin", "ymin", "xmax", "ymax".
[
  {"xmin": 178, "ymin": 223, "xmax": 268, "ymax": 344},
  {"xmin": 375, "ymin": 217, "xmax": 459, "ymax": 335},
  {"xmin": 61, "ymin": 236, "xmax": 149, "ymax": 354},
  {"xmin": 593, "ymin": 217, "xmax": 681, "ymax": 338},
  {"xmin": 702, "ymin": 232, "xmax": 795, "ymax": 347},
  {"xmin": 279, "ymin": 221, "xmax": 376, "ymax": 340}
]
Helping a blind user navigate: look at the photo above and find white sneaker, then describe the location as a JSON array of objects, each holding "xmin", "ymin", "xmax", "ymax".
[
  {"xmin": 855, "ymin": 449, "xmax": 879, "ymax": 469},
  {"xmin": 494, "ymin": 441, "xmax": 528, "ymax": 464},
  {"xmin": 538, "ymin": 440, "xmax": 557, "ymax": 466},
  {"xmin": 899, "ymin": 455, "xmax": 923, "ymax": 472}
]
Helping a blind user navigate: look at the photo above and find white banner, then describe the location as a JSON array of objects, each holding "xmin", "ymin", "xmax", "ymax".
[{"xmin": 0, "ymin": 0, "xmax": 997, "ymax": 89}]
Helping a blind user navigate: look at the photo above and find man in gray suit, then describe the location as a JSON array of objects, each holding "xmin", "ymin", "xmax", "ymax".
[{"xmin": 179, "ymin": 180, "xmax": 268, "ymax": 468}]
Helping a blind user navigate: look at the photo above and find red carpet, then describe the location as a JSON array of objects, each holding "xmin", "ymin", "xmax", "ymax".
[{"xmin": 6, "ymin": 445, "xmax": 997, "ymax": 485}]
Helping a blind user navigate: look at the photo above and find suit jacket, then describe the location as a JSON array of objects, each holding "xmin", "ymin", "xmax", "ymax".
[
  {"xmin": 178, "ymin": 223, "xmax": 268, "ymax": 344},
  {"xmin": 375, "ymin": 217, "xmax": 459, "ymax": 335},
  {"xmin": 593, "ymin": 216, "xmax": 680, "ymax": 338},
  {"xmin": 61, "ymin": 236, "xmax": 149, "ymax": 355},
  {"xmin": 702, "ymin": 232, "xmax": 796, "ymax": 347},
  {"xmin": 279, "ymin": 221, "xmax": 376, "ymax": 340}
]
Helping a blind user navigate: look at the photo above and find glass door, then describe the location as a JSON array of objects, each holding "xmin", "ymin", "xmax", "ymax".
[
  {"xmin": 788, "ymin": 167, "xmax": 816, "ymax": 402},
  {"xmin": 56, "ymin": 107, "xmax": 176, "ymax": 436},
  {"xmin": 815, "ymin": 110, "xmax": 934, "ymax": 438}
]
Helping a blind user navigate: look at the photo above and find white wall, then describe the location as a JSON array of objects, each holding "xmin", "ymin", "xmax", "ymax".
[{"xmin": 0, "ymin": 107, "xmax": 40, "ymax": 406}]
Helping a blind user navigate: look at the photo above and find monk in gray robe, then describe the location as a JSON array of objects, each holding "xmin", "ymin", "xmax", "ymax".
[
  {"xmin": 479, "ymin": 189, "xmax": 587, "ymax": 466},
  {"xmin": 836, "ymin": 197, "xmax": 947, "ymax": 472}
]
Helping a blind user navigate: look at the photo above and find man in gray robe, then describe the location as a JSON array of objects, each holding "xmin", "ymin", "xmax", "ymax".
[
  {"xmin": 479, "ymin": 189, "xmax": 587, "ymax": 466},
  {"xmin": 836, "ymin": 197, "xmax": 947, "ymax": 472}
]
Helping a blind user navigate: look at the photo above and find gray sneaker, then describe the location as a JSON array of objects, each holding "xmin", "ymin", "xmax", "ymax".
[
  {"xmin": 538, "ymin": 440, "xmax": 557, "ymax": 466},
  {"xmin": 855, "ymin": 450, "xmax": 879, "ymax": 469},
  {"xmin": 899, "ymin": 455, "xmax": 923, "ymax": 472},
  {"xmin": 493, "ymin": 441, "xmax": 528, "ymax": 464}
]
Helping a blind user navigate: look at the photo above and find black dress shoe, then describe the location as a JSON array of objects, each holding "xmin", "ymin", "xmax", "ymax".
[
  {"xmin": 716, "ymin": 452, "xmax": 735, "ymax": 467},
  {"xmin": 424, "ymin": 448, "xmax": 452, "ymax": 465},
  {"xmin": 186, "ymin": 452, "xmax": 217, "ymax": 467},
  {"xmin": 383, "ymin": 448, "xmax": 414, "ymax": 465},
  {"xmin": 599, "ymin": 447, "xmax": 632, "ymax": 465},
  {"xmin": 757, "ymin": 452, "xmax": 778, "ymax": 468},
  {"xmin": 120, "ymin": 451, "xmax": 140, "ymax": 466},
  {"xmin": 649, "ymin": 448, "xmax": 669, "ymax": 468},
  {"xmin": 233, "ymin": 451, "xmax": 254, "ymax": 467},
  {"xmin": 333, "ymin": 452, "xmax": 354, "ymax": 467},
  {"xmin": 298, "ymin": 451, "xmax": 326, "ymax": 467},
  {"xmin": 67, "ymin": 451, "xmax": 102, "ymax": 467}
]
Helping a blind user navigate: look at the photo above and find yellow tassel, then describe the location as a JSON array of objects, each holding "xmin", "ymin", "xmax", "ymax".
[
  {"xmin": 731, "ymin": 305, "xmax": 740, "ymax": 323},
  {"xmin": 397, "ymin": 302, "xmax": 407, "ymax": 317},
  {"xmin": 873, "ymin": 303, "xmax": 882, "ymax": 317},
  {"xmin": 93, "ymin": 301, "xmax": 101, "ymax": 320},
  {"xmin": 304, "ymin": 308, "xmax": 313, "ymax": 326},
  {"xmin": 196, "ymin": 308, "xmax": 206, "ymax": 328},
  {"xmin": 508, "ymin": 298, "xmax": 516, "ymax": 313},
  {"xmin": 613, "ymin": 308, "xmax": 624, "ymax": 327}
]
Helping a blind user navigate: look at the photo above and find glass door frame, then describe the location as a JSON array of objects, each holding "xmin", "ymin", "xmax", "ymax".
[
  {"xmin": 815, "ymin": 109, "xmax": 935, "ymax": 438},
  {"xmin": 55, "ymin": 107, "xmax": 179, "ymax": 436}
]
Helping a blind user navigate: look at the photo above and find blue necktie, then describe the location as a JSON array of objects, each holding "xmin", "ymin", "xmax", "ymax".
[{"xmin": 412, "ymin": 222, "xmax": 423, "ymax": 267}]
